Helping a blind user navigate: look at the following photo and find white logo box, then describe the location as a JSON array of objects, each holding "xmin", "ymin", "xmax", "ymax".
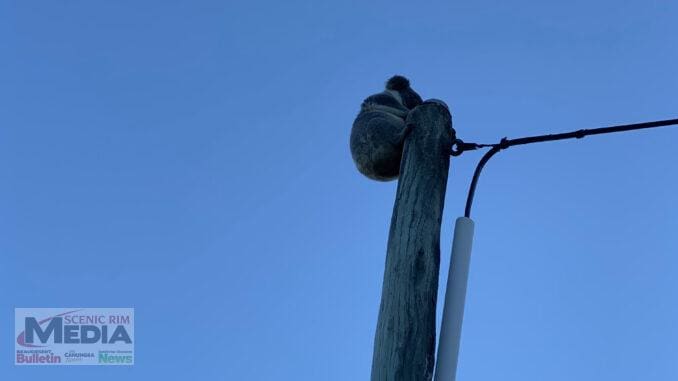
[{"xmin": 15, "ymin": 308, "xmax": 134, "ymax": 366}]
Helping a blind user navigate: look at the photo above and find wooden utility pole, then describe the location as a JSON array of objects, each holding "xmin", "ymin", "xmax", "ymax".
[{"xmin": 371, "ymin": 102, "xmax": 454, "ymax": 380}]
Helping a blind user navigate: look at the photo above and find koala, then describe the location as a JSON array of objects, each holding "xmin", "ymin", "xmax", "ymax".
[{"xmin": 350, "ymin": 75, "xmax": 424, "ymax": 181}]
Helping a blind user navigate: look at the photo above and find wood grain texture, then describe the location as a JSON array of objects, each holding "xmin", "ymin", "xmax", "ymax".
[{"xmin": 371, "ymin": 102, "xmax": 454, "ymax": 381}]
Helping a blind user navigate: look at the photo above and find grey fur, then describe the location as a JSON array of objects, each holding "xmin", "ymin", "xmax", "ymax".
[{"xmin": 350, "ymin": 76, "xmax": 423, "ymax": 181}]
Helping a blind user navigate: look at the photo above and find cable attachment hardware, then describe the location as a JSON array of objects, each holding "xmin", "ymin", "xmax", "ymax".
[
  {"xmin": 451, "ymin": 139, "xmax": 501, "ymax": 156},
  {"xmin": 451, "ymin": 139, "xmax": 475, "ymax": 156}
]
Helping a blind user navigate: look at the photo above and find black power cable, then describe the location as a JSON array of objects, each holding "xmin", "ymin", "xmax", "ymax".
[{"xmin": 452, "ymin": 118, "xmax": 678, "ymax": 218}]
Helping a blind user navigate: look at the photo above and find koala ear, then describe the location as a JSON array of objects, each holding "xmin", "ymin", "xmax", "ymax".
[
  {"xmin": 386, "ymin": 75, "xmax": 411, "ymax": 91},
  {"xmin": 385, "ymin": 75, "xmax": 423, "ymax": 109}
]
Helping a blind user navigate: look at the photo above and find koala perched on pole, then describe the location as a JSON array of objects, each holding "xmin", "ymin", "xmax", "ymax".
[{"xmin": 350, "ymin": 75, "xmax": 424, "ymax": 181}]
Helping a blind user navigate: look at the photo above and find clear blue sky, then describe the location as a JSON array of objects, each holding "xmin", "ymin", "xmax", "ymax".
[{"xmin": 2, "ymin": 0, "xmax": 677, "ymax": 379}]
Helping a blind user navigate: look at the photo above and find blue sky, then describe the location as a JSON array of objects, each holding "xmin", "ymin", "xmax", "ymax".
[{"xmin": 1, "ymin": 0, "xmax": 677, "ymax": 379}]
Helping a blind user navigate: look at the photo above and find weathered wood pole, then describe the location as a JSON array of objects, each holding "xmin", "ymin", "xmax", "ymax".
[{"xmin": 371, "ymin": 101, "xmax": 454, "ymax": 380}]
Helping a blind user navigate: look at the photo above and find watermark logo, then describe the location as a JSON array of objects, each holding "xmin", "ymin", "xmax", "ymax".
[{"xmin": 15, "ymin": 308, "xmax": 134, "ymax": 366}]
